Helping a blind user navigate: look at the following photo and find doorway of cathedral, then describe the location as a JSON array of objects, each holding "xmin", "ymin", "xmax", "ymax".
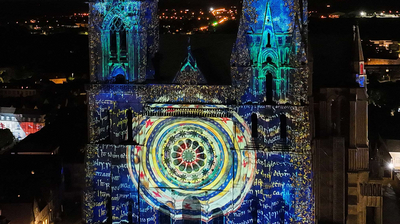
[{"xmin": 182, "ymin": 196, "xmax": 201, "ymax": 224}]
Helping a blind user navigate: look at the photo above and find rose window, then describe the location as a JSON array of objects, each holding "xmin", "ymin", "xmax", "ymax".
[{"xmin": 171, "ymin": 139, "xmax": 207, "ymax": 173}]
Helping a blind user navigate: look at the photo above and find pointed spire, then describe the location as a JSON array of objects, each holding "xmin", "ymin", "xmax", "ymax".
[
  {"xmin": 260, "ymin": 2, "xmax": 275, "ymax": 49},
  {"xmin": 187, "ymin": 37, "xmax": 191, "ymax": 52},
  {"xmin": 173, "ymin": 38, "xmax": 207, "ymax": 85},
  {"xmin": 353, "ymin": 24, "xmax": 364, "ymax": 62},
  {"xmin": 353, "ymin": 24, "xmax": 366, "ymax": 88},
  {"xmin": 183, "ymin": 37, "xmax": 196, "ymax": 68},
  {"xmin": 264, "ymin": 2, "xmax": 273, "ymax": 27}
]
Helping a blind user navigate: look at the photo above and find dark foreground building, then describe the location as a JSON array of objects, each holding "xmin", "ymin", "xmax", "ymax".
[
  {"xmin": 84, "ymin": 0, "xmax": 314, "ymax": 223},
  {"xmin": 310, "ymin": 19, "xmax": 384, "ymax": 223}
]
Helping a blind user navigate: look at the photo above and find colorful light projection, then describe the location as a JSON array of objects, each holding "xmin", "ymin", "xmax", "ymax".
[
  {"xmin": 86, "ymin": 146, "xmax": 313, "ymax": 223},
  {"xmin": 85, "ymin": 107, "xmax": 313, "ymax": 223},
  {"xmin": 232, "ymin": 0, "xmax": 309, "ymax": 105},
  {"xmin": 0, "ymin": 120, "xmax": 44, "ymax": 140},
  {"xmin": 127, "ymin": 115, "xmax": 256, "ymax": 222},
  {"xmin": 89, "ymin": 0, "xmax": 159, "ymax": 82},
  {"xmin": 85, "ymin": 0, "xmax": 314, "ymax": 223}
]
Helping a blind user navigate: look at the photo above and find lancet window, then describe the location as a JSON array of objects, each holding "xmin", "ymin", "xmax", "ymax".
[{"xmin": 109, "ymin": 17, "xmax": 128, "ymax": 62}]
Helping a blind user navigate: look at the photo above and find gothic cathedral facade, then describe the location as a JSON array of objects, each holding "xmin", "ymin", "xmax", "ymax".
[{"xmin": 85, "ymin": 0, "xmax": 314, "ymax": 223}]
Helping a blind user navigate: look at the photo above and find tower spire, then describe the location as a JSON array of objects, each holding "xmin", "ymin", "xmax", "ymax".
[
  {"xmin": 353, "ymin": 24, "xmax": 366, "ymax": 87},
  {"xmin": 260, "ymin": 2, "xmax": 275, "ymax": 49},
  {"xmin": 172, "ymin": 38, "xmax": 207, "ymax": 85}
]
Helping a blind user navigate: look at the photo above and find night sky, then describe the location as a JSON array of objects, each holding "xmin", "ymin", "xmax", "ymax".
[{"xmin": 1, "ymin": 0, "xmax": 400, "ymax": 23}]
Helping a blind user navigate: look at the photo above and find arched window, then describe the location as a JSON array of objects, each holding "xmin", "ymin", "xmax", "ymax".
[
  {"xmin": 120, "ymin": 30, "xmax": 127, "ymax": 53},
  {"xmin": 280, "ymin": 114, "xmax": 287, "ymax": 142},
  {"xmin": 109, "ymin": 17, "xmax": 127, "ymax": 61},
  {"xmin": 251, "ymin": 113, "xmax": 258, "ymax": 139},
  {"xmin": 265, "ymin": 72, "xmax": 273, "ymax": 103},
  {"xmin": 110, "ymin": 30, "xmax": 117, "ymax": 54},
  {"xmin": 266, "ymin": 33, "xmax": 271, "ymax": 48}
]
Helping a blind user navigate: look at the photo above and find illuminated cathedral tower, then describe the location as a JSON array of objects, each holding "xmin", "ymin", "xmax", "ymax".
[
  {"xmin": 85, "ymin": 0, "xmax": 314, "ymax": 223},
  {"xmin": 88, "ymin": 0, "xmax": 158, "ymax": 83}
]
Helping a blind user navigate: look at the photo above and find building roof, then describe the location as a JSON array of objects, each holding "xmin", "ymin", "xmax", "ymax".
[
  {"xmin": 172, "ymin": 38, "xmax": 207, "ymax": 85},
  {"xmin": 155, "ymin": 34, "xmax": 236, "ymax": 85},
  {"xmin": 366, "ymin": 58, "xmax": 400, "ymax": 66}
]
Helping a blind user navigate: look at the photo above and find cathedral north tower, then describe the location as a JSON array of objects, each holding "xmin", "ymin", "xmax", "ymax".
[{"xmin": 89, "ymin": 0, "xmax": 158, "ymax": 83}]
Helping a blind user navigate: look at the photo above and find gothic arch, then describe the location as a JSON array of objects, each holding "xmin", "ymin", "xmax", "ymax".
[
  {"xmin": 260, "ymin": 48, "xmax": 279, "ymax": 65},
  {"xmin": 110, "ymin": 65, "xmax": 127, "ymax": 81},
  {"xmin": 261, "ymin": 64, "xmax": 278, "ymax": 79},
  {"xmin": 102, "ymin": 6, "xmax": 138, "ymax": 30}
]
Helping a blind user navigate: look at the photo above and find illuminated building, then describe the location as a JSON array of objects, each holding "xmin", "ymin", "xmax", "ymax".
[
  {"xmin": 49, "ymin": 78, "xmax": 67, "ymax": 85},
  {"xmin": 85, "ymin": 0, "xmax": 313, "ymax": 223},
  {"xmin": 365, "ymin": 39, "xmax": 400, "ymax": 82},
  {"xmin": 0, "ymin": 107, "xmax": 45, "ymax": 141},
  {"xmin": 0, "ymin": 85, "xmax": 37, "ymax": 98}
]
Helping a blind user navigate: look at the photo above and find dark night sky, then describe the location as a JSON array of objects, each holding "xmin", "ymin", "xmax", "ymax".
[{"xmin": 1, "ymin": 0, "xmax": 400, "ymax": 23}]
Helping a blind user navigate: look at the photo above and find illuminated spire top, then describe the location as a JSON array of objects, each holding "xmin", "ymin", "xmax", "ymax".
[{"xmin": 173, "ymin": 38, "xmax": 207, "ymax": 85}]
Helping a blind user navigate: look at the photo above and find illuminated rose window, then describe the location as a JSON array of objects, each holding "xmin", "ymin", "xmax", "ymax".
[
  {"xmin": 128, "ymin": 116, "xmax": 256, "ymax": 221},
  {"xmin": 171, "ymin": 139, "xmax": 207, "ymax": 173}
]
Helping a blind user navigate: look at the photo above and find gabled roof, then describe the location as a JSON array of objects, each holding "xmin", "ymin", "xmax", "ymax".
[
  {"xmin": 173, "ymin": 38, "xmax": 207, "ymax": 85},
  {"xmin": 154, "ymin": 34, "xmax": 236, "ymax": 85}
]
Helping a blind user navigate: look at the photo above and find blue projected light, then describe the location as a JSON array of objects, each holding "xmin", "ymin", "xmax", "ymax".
[{"xmin": 85, "ymin": 0, "xmax": 314, "ymax": 223}]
